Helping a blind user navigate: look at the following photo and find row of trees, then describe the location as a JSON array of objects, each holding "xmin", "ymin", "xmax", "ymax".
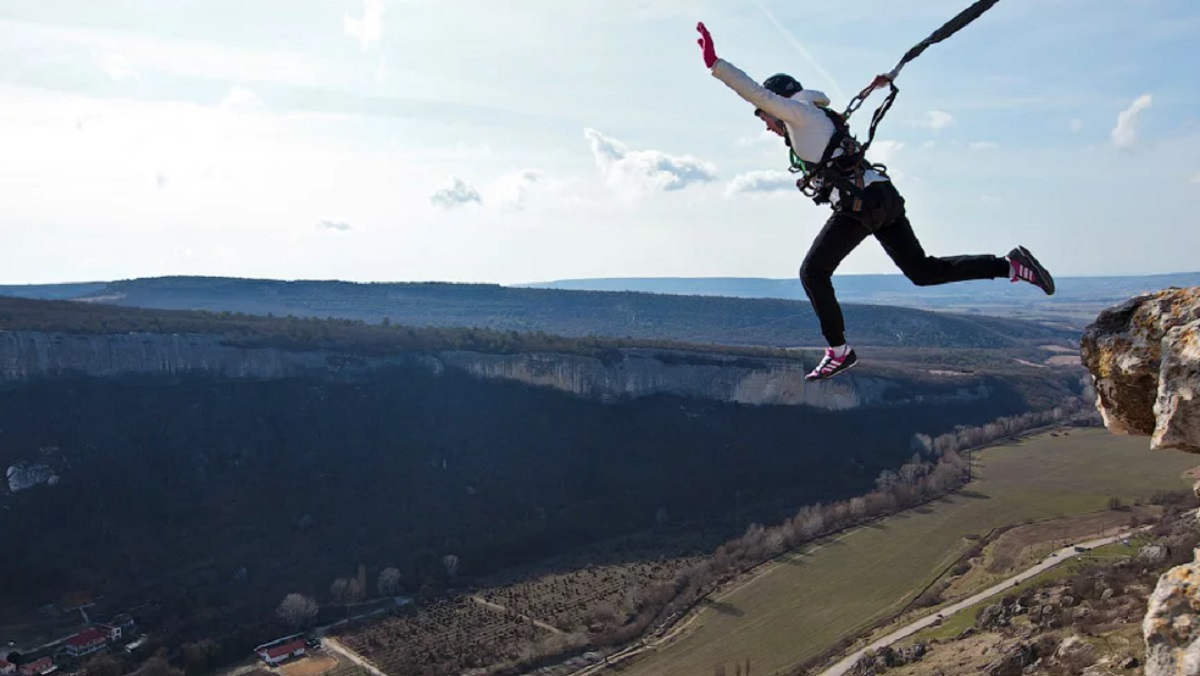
[
  {"xmin": 276, "ymin": 560, "xmax": 452, "ymax": 630},
  {"xmin": 589, "ymin": 396, "xmax": 1099, "ymax": 648}
]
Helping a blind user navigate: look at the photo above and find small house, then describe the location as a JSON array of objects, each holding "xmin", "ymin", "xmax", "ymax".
[
  {"xmin": 65, "ymin": 628, "xmax": 107, "ymax": 658},
  {"xmin": 19, "ymin": 657, "xmax": 54, "ymax": 676},
  {"xmin": 0, "ymin": 659, "xmax": 16, "ymax": 675},
  {"xmin": 256, "ymin": 639, "xmax": 305, "ymax": 666},
  {"xmin": 95, "ymin": 625, "xmax": 122, "ymax": 641}
]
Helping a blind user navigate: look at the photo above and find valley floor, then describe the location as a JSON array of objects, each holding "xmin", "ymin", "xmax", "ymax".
[{"xmin": 599, "ymin": 429, "xmax": 1197, "ymax": 676}]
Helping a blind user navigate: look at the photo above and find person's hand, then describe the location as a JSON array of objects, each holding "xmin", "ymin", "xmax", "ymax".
[{"xmin": 696, "ymin": 22, "xmax": 717, "ymax": 69}]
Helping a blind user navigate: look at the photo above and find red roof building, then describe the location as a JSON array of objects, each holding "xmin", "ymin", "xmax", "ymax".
[
  {"xmin": 66, "ymin": 628, "xmax": 107, "ymax": 657},
  {"xmin": 18, "ymin": 657, "xmax": 54, "ymax": 676},
  {"xmin": 256, "ymin": 639, "xmax": 305, "ymax": 665},
  {"xmin": 0, "ymin": 659, "xmax": 16, "ymax": 675}
]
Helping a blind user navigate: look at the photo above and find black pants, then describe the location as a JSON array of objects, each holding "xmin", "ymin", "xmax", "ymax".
[{"xmin": 799, "ymin": 181, "xmax": 1009, "ymax": 347}]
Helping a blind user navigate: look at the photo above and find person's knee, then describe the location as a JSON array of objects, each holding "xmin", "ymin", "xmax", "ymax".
[
  {"xmin": 903, "ymin": 267, "xmax": 938, "ymax": 286},
  {"xmin": 799, "ymin": 259, "xmax": 832, "ymax": 287}
]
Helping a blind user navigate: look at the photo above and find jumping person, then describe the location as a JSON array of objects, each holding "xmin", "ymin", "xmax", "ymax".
[{"xmin": 694, "ymin": 22, "xmax": 1055, "ymax": 381}]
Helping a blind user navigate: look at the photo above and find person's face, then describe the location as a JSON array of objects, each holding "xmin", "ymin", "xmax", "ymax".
[{"xmin": 756, "ymin": 111, "xmax": 786, "ymax": 137}]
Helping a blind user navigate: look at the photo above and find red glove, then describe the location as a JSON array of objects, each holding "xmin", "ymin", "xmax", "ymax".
[{"xmin": 696, "ymin": 22, "xmax": 717, "ymax": 69}]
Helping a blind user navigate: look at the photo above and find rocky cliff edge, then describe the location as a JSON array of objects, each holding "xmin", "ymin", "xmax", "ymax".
[{"xmin": 1082, "ymin": 286, "xmax": 1200, "ymax": 676}]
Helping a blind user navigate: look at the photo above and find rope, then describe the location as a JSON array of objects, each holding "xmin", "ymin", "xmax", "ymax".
[{"xmin": 841, "ymin": 0, "xmax": 1005, "ymax": 145}]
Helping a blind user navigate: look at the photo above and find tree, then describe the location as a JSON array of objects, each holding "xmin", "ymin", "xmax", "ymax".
[
  {"xmin": 133, "ymin": 657, "xmax": 184, "ymax": 676},
  {"xmin": 182, "ymin": 639, "xmax": 221, "ymax": 675},
  {"xmin": 443, "ymin": 554, "xmax": 460, "ymax": 578},
  {"xmin": 874, "ymin": 469, "xmax": 899, "ymax": 491},
  {"xmin": 378, "ymin": 566, "xmax": 402, "ymax": 596},
  {"xmin": 346, "ymin": 577, "xmax": 365, "ymax": 603},
  {"xmin": 83, "ymin": 655, "xmax": 123, "ymax": 676},
  {"xmin": 331, "ymin": 577, "xmax": 351, "ymax": 604},
  {"xmin": 276, "ymin": 593, "xmax": 319, "ymax": 628}
]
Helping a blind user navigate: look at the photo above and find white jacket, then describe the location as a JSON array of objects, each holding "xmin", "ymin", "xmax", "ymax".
[{"xmin": 710, "ymin": 58, "xmax": 887, "ymax": 197}]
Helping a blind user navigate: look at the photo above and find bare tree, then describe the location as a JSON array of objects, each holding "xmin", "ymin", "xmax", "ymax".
[
  {"xmin": 277, "ymin": 593, "xmax": 319, "ymax": 628},
  {"xmin": 443, "ymin": 554, "xmax": 460, "ymax": 578},
  {"xmin": 346, "ymin": 577, "xmax": 365, "ymax": 603},
  {"xmin": 378, "ymin": 567, "xmax": 402, "ymax": 596},
  {"xmin": 330, "ymin": 577, "xmax": 351, "ymax": 604}
]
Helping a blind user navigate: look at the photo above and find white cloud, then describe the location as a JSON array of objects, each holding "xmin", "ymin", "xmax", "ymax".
[
  {"xmin": 99, "ymin": 51, "xmax": 136, "ymax": 82},
  {"xmin": 969, "ymin": 141, "xmax": 999, "ymax": 151},
  {"xmin": 1069, "ymin": 118, "xmax": 1084, "ymax": 133},
  {"xmin": 724, "ymin": 170, "xmax": 796, "ymax": 198},
  {"xmin": 920, "ymin": 110, "xmax": 955, "ymax": 131},
  {"xmin": 344, "ymin": 0, "xmax": 385, "ymax": 51},
  {"xmin": 429, "ymin": 176, "xmax": 483, "ymax": 210},
  {"xmin": 1111, "ymin": 94, "xmax": 1152, "ymax": 150},
  {"xmin": 219, "ymin": 86, "xmax": 267, "ymax": 113},
  {"xmin": 155, "ymin": 172, "xmax": 168, "ymax": 189},
  {"xmin": 316, "ymin": 220, "xmax": 352, "ymax": 232},
  {"xmin": 1191, "ymin": 173, "xmax": 1200, "ymax": 184},
  {"xmin": 583, "ymin": 128, "xmax": 717, "ymax": 196},
  {"xmin": 980, "ymin": 195, "xmax": 1005, "ymax": 205},
  {"xmin": 482, "ymin": 169, "xmax": 546, "ymax": 211}
]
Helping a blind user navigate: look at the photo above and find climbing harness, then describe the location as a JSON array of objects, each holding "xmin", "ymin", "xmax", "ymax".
[{"xmin": 789, "ymin": 0, "xmax": 1004, "ymax": 211}]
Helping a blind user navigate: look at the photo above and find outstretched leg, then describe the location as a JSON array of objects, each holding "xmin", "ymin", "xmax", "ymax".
[{"xmin": 874, "ymin": 214, "xmax": 1009, "ymax": 286}]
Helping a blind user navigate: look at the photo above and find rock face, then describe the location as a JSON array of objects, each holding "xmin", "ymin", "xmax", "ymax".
[
  {"xmin": 1080, "ymin": 286, "xmax": 1200, "ymax": 452},
  {"xmin": 0, "ymin": 330, "xmax": 1002, "ymax": 412},
  {"xmin": 1144, "ymin": 551, "xmax": 1200, "ymax": 676},
  {"xmin": 1082, "ymin": 288, "xmax": 1200, "ymax": 676}
]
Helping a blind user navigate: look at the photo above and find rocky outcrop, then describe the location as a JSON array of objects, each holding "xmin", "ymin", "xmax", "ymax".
[
  {"xmin": 1144, "ymin": 552, "xmax": 1200, "ymax": 676},
  {"xmin": 984, "ymin": 642, "xmax": 1038, "ymax": 676},
  {"xmin": 0, "ymin": 330, "xmax": 1002, "ymax": 412},
  {"xmin": 1080, "ymin": 286, "xmax": 1200, "ymax": 452},
  {"xmin": 1081, "ymin": 288, "xmax": 1200, "ymax": 676}
]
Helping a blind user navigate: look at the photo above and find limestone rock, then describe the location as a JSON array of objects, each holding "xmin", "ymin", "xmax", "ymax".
[
  {"xmin": 1142, "ymin": 545, "xmax": 1172, "ymax": 565},
  {"xmin": 985, "ymin": 643, "xmax": 1037, "ymax": 676},
  {"xmin": 1055, "ymin": 635, "xmax": 1098, "ymax": 669},
  {"xmin": 1144, "ymin": 550, "xmax": 1200, "ymax": 676},
  {"xmin": 1080, "ymin": 287, "xmax": 1200, "ymax": 452}
]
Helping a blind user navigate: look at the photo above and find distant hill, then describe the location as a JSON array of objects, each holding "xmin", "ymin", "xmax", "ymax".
[
  {"xmin": 0, "ymin": 276, "xmax": 1077, "ymax": 349},
  {"xmin": 0, "ymin": 281, "xmax": 108, "ymax": 300},
  {"xmin": 518, "ymin": 273, "xmax": 1200, "ymax": 324},
  {"xmin": 518, "ymin": 273, "xmax": 1200, "ymax": 302}
]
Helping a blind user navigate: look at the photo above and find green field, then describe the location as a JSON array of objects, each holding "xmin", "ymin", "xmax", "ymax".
[{"xmin": 615, "ymin": 429, "xmax": 1198, "ymax": 676}]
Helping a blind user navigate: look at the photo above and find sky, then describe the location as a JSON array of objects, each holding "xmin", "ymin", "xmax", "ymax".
[{"xmin": 1, "ymin": 0, "xmax": 1199, "ymax": 285}]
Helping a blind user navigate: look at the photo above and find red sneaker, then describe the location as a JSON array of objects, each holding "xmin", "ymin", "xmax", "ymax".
[
  {"xmin": 806, "ymin": 348, "xmax": 858, "ymax": 381},
  {"xmin": 1007, "ymin": 246, "xmax": 1055, "ymax": 295}
]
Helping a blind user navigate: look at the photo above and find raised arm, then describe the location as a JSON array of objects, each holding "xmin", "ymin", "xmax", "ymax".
[{"xmin": 696, "ymin": 23, "xmax": 812, "ymax": 126}]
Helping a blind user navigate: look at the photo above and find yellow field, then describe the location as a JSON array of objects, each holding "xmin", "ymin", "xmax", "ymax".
[
  {"xmin": 613, "ymin": 429, "xmax": 1198, "ymax": 676},
  {"xmin": 278, "ymin": 654, "xmax": 339, "ymax": 676}
]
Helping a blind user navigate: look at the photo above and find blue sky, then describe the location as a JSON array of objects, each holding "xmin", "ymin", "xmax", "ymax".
[{"xmin": 1, "ymin": 0, "xmax": 1198, "ymax": 285}]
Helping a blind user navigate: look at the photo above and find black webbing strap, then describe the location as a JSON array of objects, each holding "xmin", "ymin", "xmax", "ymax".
[
  {"xmin": 843, "ymin": 0, "xmax": 1004, "ymax": 149},
  {"xmin": 893, "ymin": 0, "xmax": 1003, "ymax": 79}
]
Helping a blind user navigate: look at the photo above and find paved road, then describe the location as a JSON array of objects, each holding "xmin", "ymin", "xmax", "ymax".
[{"xmin": 818, "ymin": 528, "xmax": 1145, "ymax": 676}]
